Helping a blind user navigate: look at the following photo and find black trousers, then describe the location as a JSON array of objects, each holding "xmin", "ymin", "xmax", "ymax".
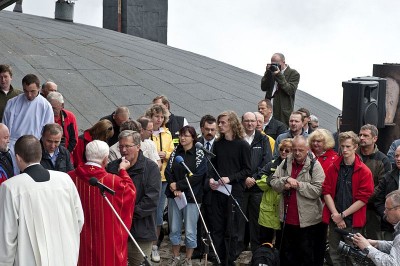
[
  {"xmin": 211, "ymin": 191, "xmax": 242, "ymax": 266},
  {"xmin": 236, "ymin": 191, "xmax": 262, "ymax": 255},
  {"xmin": 280, "ymin": 222, "xmax": 326, "ymax": 266}
]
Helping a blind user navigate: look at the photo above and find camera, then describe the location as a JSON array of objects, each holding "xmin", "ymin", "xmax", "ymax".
[
  {"xmin": 269, "ymin": 63, "xmax": 280, "ymax": 72},
  {"xmin": 338, "ymin": 241, "xmax": 374, "ymax": 265}
]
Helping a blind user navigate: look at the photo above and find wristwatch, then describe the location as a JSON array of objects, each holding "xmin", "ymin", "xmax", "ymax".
[{"xmin": 363, "ymin": 245, "xmax": 372, "ymax": 254}]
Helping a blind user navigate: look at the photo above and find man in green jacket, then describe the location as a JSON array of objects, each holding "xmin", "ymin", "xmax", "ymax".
[
  {"xmin": 0, "ymin": 65, "xmax": 22, "ymax": 121},
  {"xmin": 261, "ymin": 53, "xmax": 300, "ymax": 127}
]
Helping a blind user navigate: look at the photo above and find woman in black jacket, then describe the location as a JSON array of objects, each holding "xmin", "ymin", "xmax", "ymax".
[{"xmin": 164, "ymin": 126, "xmax": 207, "ymax": 265}]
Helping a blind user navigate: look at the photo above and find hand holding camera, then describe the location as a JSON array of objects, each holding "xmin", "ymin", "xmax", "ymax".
[{"xmin": 266, "ymin": 63, "xmax": 281, "ymax": 74}]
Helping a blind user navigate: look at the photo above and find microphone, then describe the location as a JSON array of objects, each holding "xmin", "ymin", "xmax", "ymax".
[
  {"xmin": 195, "ymin": 142, "xmax": 216, "ymax": 158},
  {"xmin": 334, "ymin": 228, "xmax": 355, "ymax": 238},
  {"xmin": 175, "ymin": 155, "xmax": 193, "ymax": 176},
  {"xmin": 89, "ymin": 177, "xmax": 115, "ymax": 195}
]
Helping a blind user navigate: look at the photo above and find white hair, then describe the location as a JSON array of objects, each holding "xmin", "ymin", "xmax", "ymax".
[
  {"xmin": 85, "ymin": 140, "xmax": 109, "ymax": 164},
  {"xmin": 47, "ymin": 91, "xmax": 64, "ymax": 104}
]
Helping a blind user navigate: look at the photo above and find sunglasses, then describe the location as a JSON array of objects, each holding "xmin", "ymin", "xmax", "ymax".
[{"xmin": 280, "ymin": 149, "xmax": 291, "ymax": 153}]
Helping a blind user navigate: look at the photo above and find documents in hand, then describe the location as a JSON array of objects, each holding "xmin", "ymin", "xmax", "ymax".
[
  {"xmin": 174, "ymin": 192, "xmax": 187, "ymax": 210},
  {"xmin": 217, "ymin": 183, "xmax": 232, "ymax": 196}
]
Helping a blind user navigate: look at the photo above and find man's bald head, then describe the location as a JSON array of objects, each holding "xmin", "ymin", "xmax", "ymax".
[{"xmin": 0, "ymin": 123, "xmax": 10, "ymax": 152}]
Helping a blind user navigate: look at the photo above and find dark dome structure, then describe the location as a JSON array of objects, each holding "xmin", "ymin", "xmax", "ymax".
[{"xmin": 0, "ymin": 11, "xmax": 340, "ymax": 132}]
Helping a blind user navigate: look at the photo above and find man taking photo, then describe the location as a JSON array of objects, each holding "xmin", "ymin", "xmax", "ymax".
[{"xmin": 353, "ymin": 190, "xmax": 400, "ymax": 265}]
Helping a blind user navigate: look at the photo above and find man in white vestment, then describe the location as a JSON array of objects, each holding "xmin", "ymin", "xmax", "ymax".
[
  {"xmin": 0, "ymin": 135, "xmax": 84, "ymax": 266},
  {"xmin": 2, "ymin": 74, "xmax": 54, "ymax": 174}
]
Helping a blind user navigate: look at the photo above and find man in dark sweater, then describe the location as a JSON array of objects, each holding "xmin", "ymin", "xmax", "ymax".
[{"xmin": 208, "ymin": 111, "xmax": 251, "ymax": 266}]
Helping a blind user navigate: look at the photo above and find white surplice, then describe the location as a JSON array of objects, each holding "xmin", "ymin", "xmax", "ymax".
[{"xmin": 0, "ymin": 170, "xmax": 84, "ymax": 266}]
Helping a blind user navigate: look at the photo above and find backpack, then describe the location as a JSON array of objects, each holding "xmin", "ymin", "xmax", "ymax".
[{"xmin": 251, "ymin": 242, "xmax": 280, "ymax": 266}]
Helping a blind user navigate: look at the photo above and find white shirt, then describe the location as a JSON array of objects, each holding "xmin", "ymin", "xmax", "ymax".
[{"xmin": 244, "ymin": 131, "xmax": 256, "ymax": 145}]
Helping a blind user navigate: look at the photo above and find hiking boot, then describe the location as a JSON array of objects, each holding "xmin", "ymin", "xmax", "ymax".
[
  {"xmin": 167, "ymin": 256, "xmax": 181, "ymax": 266},
  {"xmin": 151, "ymin": 245, "xmax": 160, "ymax": 262},
  {"xmin": 181, "ymin": 258, "xmax": 192, "ymax": 266}
]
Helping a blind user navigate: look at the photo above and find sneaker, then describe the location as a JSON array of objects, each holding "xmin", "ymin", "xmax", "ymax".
[
  {"xmin": 181, "ymin": 258, "xmax": 192, "ymax": 266},
  {"xmin": 168, "ymin": 256, "xmax": 181, "ymax": 266},
  {"xmin": 151, "ymin": 245, "xmax": 160, "ymax": 262}
]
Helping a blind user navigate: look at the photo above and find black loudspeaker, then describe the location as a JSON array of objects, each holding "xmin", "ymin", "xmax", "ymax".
[
  {"xmin": 340, "ymin": 80, "xmax": 379, "ymax": 133},
  {"xmin": 352, "ymin": 76, "xmax": 386, "ymax": 128}
]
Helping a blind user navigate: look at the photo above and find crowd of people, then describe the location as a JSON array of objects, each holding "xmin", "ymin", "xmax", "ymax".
[{"xmin": 0, "ymin": 51, "xmax": 399, "ymax": 266}]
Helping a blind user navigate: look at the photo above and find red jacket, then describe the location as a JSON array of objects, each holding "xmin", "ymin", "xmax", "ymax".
[
  {"xmin": 56, "ymin": 109, "xmax": 78, "ymax": 153},
  {"xmin": 69, "ymin": 165, "xmax": 136, "ymax": 266},
  {"xmin": 72, "ymin": 131, "xmax": 92, "ymax": 168},
  {"xmin": 317, "ymin": 149, "xmax": 339, "ymax": 175},
  {"xmin": 322, "ymin": 154, "xmax": 374, "ymax": 227}
]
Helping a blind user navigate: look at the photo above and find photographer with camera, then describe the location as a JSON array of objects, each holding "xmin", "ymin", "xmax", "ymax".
[
  {"xmin": 352, "ymin": 190, "xmax": 400, "ymax": 265},
  {"xmin": 260, "ymin": 53, "xmax": 300, "ymax": 127}
]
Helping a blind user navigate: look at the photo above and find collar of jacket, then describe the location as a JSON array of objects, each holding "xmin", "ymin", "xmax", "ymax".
[
  {"xmin": 126, "ymin": 150, "xmax": 146, "ymax": 175},
  {"xmin": 332, "ymin": 153, "xmax": 364, "ymax": 172}
]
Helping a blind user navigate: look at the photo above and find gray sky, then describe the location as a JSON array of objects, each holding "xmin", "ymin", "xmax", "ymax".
[{"xmin": 6, "ymin": 0, "xmax": 400, "ymax": 109}]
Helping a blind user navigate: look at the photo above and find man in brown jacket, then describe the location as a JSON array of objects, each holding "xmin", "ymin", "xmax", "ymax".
[{"xmin": 261, "ymin": 53, "xmax": 300, "ymax": 127}]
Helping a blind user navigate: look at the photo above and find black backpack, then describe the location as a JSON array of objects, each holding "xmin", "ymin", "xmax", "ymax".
[{"xmin": 251, "ymin": 242, "xmax": 280, "ymax": 266}]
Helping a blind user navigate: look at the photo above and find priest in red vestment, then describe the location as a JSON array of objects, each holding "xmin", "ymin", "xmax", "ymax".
[{"xmin": 69, "ymin": 140, "xmax": 136, "ymax": 266}]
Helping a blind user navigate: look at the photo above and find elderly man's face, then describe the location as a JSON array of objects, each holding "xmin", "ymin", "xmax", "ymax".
[
  {"xmin": 119, "ymin": 136, "xmax": 140, "ymax": 164},
  {"xmin": 255, "ymin": 113, "xmax": 264, "ymax": 131},
  {"xmin": 50, "ymin": 99, "xmax": 63, "ymax": 118},
  {"xmin": 113, "ymin": 112, "xmax": 129, "ymax": 126},
  {"xmin": 0, "ymin": 126, "xmax": 10, "ymax": 152},
  {"xmin": 292, "ymin": 138, "xmax": 309, "ymax": 164},
  {"xmin": 384, "ymin": 197, "xmax": 400, "ymax": 225}
]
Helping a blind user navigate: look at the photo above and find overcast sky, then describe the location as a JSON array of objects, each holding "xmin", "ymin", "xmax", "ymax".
[{"xmin": 6, "ymin": 0, "xmax": 400, "ymax": 109}]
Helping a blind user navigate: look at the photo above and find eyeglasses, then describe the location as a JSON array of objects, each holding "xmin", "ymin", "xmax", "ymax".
[
  {"xmin": 280, "ymin": 149, "xmax": 291, "ymax": 153},
  {"xmin": 118, "ymin": 144, "xmax": 136, "ymax": 150},
  {"xmin": 385, "ymin": 205, "xmax": 400, "ymax": 212}
]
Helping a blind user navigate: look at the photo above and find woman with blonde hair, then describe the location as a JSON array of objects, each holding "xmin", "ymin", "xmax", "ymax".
[
  {"xmin": 308, "ymin": 128, "xmax": 338, "ymax": 174},
  {"xmin": 145, "ymin": 103, "xmax": 175, "ymax": 263}
]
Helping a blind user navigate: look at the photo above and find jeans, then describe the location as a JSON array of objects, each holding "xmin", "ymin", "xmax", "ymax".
[
  {"xmin": 156, "ymin": 182, "xmax": 167, "ymax": 226},
  {"xmin": 168, "ymin": 198, "xmax": 200, "ymax": 249}
]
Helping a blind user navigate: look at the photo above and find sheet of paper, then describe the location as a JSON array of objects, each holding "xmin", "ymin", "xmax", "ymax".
[
  {"xmin": 217, "ymin": 183, "xmax": 232, "ymax": 196},
  {"xmin": 174, "ymin": 192, "xmax": 188, "ymax": 210}
]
